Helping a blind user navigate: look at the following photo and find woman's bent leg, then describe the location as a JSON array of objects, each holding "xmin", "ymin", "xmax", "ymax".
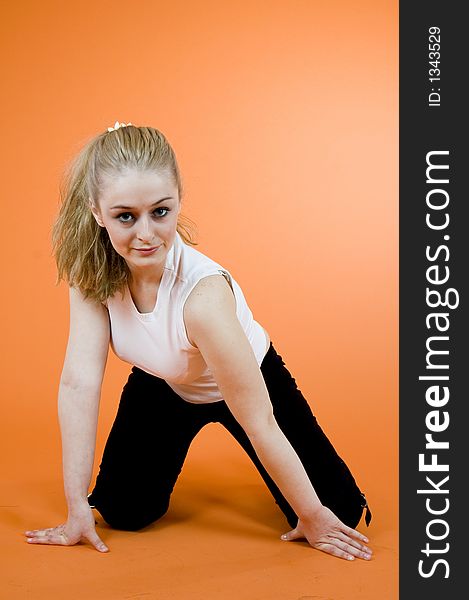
[
  {"xmin": 88, "ymin": 367, "xmax": 205, "ymax": 531},
  {"xmin": 218, "ymin": 343, "xmax": 370, "ymax": 529}
]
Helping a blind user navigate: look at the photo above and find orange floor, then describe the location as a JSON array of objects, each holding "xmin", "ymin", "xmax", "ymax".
[{"xmin": 1, "ymin": 422, "xmax": 397, "ymax": 600}]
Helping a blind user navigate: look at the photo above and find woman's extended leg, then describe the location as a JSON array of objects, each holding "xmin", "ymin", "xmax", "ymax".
[
  {"xmin": 217, "ymin": 343, "xmax": 370, "ymax": 529},
  {"xmin": 87, "ymin": 367, "xmax": 207, "ymax": 531}
]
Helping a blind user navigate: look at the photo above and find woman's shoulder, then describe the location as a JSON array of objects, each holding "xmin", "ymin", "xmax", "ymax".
[
  {"xmin": 178, "ymin": 236, "xmax": 230, "ymax": 282},
  {"xmin": 183, "ymin": 271, "xmax": 238, "ymax": 338}
]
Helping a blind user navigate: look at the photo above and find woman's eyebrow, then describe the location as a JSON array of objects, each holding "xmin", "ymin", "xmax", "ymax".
[{"xmin": 109, "ymin": 197, "xmax": 174, "ymax": 210}]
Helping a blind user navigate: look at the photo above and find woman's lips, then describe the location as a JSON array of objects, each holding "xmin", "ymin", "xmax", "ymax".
[{"xmin": 134, "ymin": 245, "xmax": 161, "ymax": 255}]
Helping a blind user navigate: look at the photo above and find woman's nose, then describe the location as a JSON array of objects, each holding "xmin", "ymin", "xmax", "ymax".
[{"xmin": 136, "ymin": 217, "xmax": 154, "ymax": 242}]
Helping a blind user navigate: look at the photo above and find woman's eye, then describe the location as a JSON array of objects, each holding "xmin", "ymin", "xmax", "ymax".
[
  {"xmin": 117, "ymin": 213, "xmax": 134, "ymax": 223},
  {"xmin": 154, "ymin": 207, "xmax": 169, "ymax": 217}
]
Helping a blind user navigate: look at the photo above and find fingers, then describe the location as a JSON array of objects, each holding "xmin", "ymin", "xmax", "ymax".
[
  {"xmin": 87, "ymin": 531, "xmax": 109, "ymax": 553},
  {"xmin": 25, "ymin": 524, "xmax": 109, "ymax": 552},
  {"xmin": 327, "ymin": 535, "xmax": 372, "ymax": 561},
  {"xmin": 316, "ymin": 542, "xmax": 360, "ymax": 561},
  {"xmin": 316, "ymin": 523, "xmax": 372, "ymax": 561},
  {"xmin": 25, "ymin": 526, "xmax": 69, "ymax": 546},
  {"xmin": 27, "ymin": 534, "xmax": 67, "ymax": 546},
  {"xmin": 280, "ymin": 527, "xmax": 304, "ymax": 541},
  {"xmin": 335, "ymin": 530, "xmax": 372, "ymax": 559},
  {"xmin": 25, "ymin": 526, "xmax": 65, "ymax": 538},
  {"xmin": 337, "ymin": 525, "xmax": 372, "ymax": 560},
  {"xmin": 280, "ymin": 514, "xmax": 373, "ymax": 561},
  {"xmin": 342, "ymin": 523, "xmax": 370, "ymax": 544}
]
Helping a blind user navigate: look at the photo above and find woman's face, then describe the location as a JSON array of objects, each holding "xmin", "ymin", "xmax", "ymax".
[{"xmin": 91, "ymin": 168, "xmax": 181, "ymax": 279}]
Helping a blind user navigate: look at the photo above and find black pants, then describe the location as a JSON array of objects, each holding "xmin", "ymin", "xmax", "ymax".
[{"xmin": 88, "ymin": 342, "xmax": 371, "ymax": 531}]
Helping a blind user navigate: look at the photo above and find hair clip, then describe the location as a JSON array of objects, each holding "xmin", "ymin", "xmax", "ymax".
[{"xmin": 107, "ymin": 121, "xmax": 133, "ymax": 132}]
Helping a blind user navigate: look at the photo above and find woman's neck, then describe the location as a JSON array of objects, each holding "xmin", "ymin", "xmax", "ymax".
[{"xmin": 127, "ymin": 265, "xmax": 164, "ymax": 288}]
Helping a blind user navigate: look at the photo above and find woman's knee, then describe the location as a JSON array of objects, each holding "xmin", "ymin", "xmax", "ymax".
[{"xmin": 92, "ymin": 496, "xmax": 170, "ymax": 531}]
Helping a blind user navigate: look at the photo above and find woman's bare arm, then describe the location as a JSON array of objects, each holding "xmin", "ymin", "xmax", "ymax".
[
  {"xmin": 25, "ymin": 287, "xmax": 110, "ymax": 551},
  {"xmin": 184, "ymin": 275, "xmax": 372, "ymax": 561},
  {"xmin": 59, "ymin": 287, "xmax": 110, "ymax": 507}
]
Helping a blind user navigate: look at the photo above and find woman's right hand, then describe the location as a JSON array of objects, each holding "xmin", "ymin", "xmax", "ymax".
[{"xmin": 24, "ymin": 501, "xmax": 109, "ymax": 552}]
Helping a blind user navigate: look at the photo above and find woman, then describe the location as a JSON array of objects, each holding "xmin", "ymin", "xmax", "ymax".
[{"xmin": 25, "ymin": 122, "xmax": 372, "ymax": 561}]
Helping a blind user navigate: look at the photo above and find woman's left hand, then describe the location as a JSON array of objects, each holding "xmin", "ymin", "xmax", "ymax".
[{"xmin": 280, "ymin": 505, "xmax": 372, "ymax": 561}]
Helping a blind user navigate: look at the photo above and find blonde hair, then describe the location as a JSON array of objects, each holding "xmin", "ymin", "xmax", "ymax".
[{"xmin": 52, "ymin": 125, "xmax": 197, "ymax": 303}]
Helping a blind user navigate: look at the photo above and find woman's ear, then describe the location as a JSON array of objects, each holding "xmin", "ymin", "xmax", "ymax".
[{"xmin": 89, "ymin": 198, "xmax": 105, "ymax": 227}]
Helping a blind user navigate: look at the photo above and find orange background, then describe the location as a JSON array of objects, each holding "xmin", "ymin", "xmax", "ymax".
[{"xmin": 0, "ymin": 1, "xmax": 397, "ymax": 598}]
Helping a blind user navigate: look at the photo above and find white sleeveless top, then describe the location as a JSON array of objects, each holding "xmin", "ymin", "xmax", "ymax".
[{"xmin": 106, "ymin": 232, "xmax": 269, "ymax": 403}]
